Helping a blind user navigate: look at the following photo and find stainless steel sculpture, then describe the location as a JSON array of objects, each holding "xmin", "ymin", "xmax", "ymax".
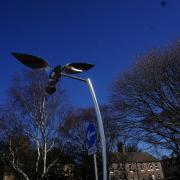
[{"xmin": 12, "ymin": 52, "xmax": 94, "ymax": 94}]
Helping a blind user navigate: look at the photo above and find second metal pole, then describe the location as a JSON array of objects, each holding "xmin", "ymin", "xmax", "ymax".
[{"xmin": 93, "ymin": 153, "xmax": 98, "ymax": 180}]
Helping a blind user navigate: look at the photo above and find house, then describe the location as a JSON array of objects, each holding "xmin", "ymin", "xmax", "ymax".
[
  {"xmin": 109, "ymin": 152, "xmax": 164, "ymax": 180},
  {"xmin": 161, "ymin": 157, "xmax": 179, "ymax": 179},
  {"xmin": 3, "ymin": 175, "xmax": 15, "ymax": 180}
]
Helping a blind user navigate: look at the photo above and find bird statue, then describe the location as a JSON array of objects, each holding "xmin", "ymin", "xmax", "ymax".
[{"xmin": 12, "ymin": 52, "xmax": 94, "ymax": 94}]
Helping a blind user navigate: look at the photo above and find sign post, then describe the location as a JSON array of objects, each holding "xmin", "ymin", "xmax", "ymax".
[
  {"xmin": 93, "ymin": 153, "xmax": 98, "ymax": 180},
  {"xmin": 86, "ymin": 123, "xmax": 98, "ymax": 180}
]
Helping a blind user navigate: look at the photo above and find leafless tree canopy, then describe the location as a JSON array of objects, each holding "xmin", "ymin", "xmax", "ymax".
[
  {"xmin": 60, "ymin": 106, "xmax": 119, "ymax": 153},
  {"xmin": 1, "ymin": 70, "xmax": 69, "ymax": 180},
  {"xmin": 109, "ymin": 41, "xmax": 180, "ymax": 157}
]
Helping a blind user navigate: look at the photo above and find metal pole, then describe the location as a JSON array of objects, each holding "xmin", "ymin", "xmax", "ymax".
[
  {"xmin": 61, "ymin": 74, "xmax": 107, "ymax": 180},
  {"xmin": 86, "ymin": 78, "xmax": 107, "ymax": 180},
  {"xmin": 61, "ymin": 73, "xmax": 87, "ymax": 82},
  {"xmin": 93, "ymin": 153, "xmax": 98, "ymax": 180}
]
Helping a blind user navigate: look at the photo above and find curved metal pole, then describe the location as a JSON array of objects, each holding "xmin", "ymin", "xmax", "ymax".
[
  {"xmin": 86, "ymin": 78, "xmax": 107, "ymax": 180},
  {"xmin": 61, "ymin": 74, "xmax": 107, "ymax": 180}
]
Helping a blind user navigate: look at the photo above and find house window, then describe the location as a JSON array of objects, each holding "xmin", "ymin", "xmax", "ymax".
[
  {"xmin": 140, "ymin": 163, "xmax": 144, "ymax": 171},
  {"xmin": 149, "ymin": 174, "xmax": 155, "ymax": 180},
  {"xmin": 128, "ymin": 164, "xmax": 133, "ymax": 172},
  {"xmin": 148, "ymin": 163, "xmax": 153, "ymax": 171},
  {"xmin": 155, "ymin": 163, "xmax": 159, "ymax": 170}
]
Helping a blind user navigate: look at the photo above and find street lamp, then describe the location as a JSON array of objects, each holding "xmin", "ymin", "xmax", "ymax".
[{"xmin": 12, "ymin": 52, "xmax": 107, "ymax": 180}]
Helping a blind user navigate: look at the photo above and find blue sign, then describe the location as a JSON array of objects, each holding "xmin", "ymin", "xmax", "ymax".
[{"xmin": 86, "ymin": 123, "xmax": 96, "ymax": 149}]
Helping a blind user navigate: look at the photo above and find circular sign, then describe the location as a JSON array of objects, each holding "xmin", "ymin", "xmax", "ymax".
[{"xmin": 86, "ymin": 123, "xmax": 96, "ymax": 148}]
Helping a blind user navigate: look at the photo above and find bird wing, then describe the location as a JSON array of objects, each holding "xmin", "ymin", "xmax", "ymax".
[
  {"xmin": 12, "ymin": 52, "xmax": 50, "ymax": 69},
  {"xmin": 62, "ymin": 63, "xmax": 94, "ymax": 74}
]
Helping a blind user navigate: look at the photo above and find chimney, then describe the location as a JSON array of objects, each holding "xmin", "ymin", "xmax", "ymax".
[{"xmin": 117, "ymin": 142, "xmax": 125, "ymax": 154}]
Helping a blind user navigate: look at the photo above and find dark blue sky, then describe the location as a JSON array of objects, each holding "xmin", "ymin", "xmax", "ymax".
[{"xmin": 1, "ymin": 0, "xmax": 180, "ymax": 107}]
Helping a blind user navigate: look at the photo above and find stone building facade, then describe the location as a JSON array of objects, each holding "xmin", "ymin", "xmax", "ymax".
[{"xmin": 109, "ymin": 152, "xmax": 164, "ymax": 180}]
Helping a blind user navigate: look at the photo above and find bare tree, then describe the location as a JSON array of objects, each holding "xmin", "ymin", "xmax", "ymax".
[
  {"xmin": 59, "ymin": 106, "xmax": 119, "ymax": 179},
  {"xmin": 2, "ymin": 70, "xmax": 69, "ymax": 179},
  {"xmin": 109, "ymin": 41, "xmax": 180, "ymax": 158},
  {"xmin": 59, "ymin": 108, "xmax": 94, "ymax": 180}
]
